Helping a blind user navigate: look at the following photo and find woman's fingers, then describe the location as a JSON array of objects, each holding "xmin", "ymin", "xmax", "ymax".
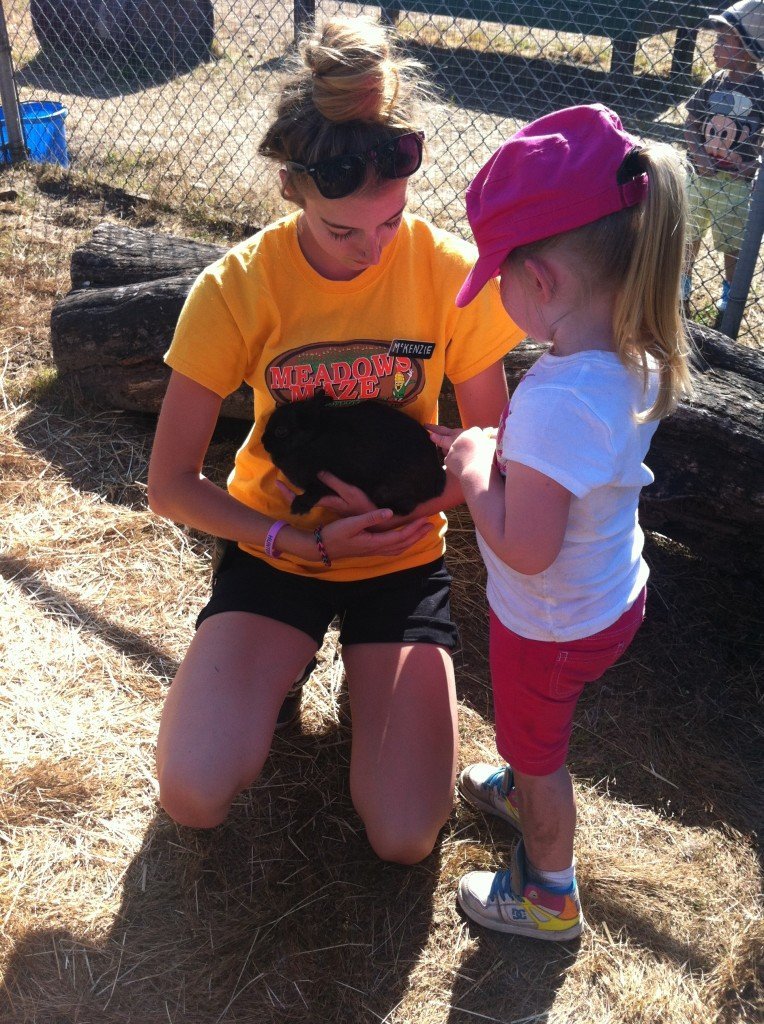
[
  {"xmin": 315, "ymin": 494, "xmax": 348, "ymax": 513},
  {"xmin": 316, "ymin": 472, "xmax": 376, "ymax": 515},
  {"xmin": 353, "ymin": 508, "xmax": 394, "ymax": 530},
  {"xmin": 275, "ymin": 478, "xmax": 298, "ymax": 502},
  {"xmin": 362, "ymin": 516, "xmax": 433, "ymax": 551},
  {"xmin": 427, "ymin": 424, "xmax": 463, "ymax": 451},
  {"xmin": 323, "ymin": 509, "xmax": 433, "ymax": 559}
]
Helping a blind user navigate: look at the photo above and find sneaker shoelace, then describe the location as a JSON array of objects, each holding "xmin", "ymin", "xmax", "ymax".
[
  {"xmin": 488, "ymin": 870, "xmax": 513, "ymax": 902},
  {"xmin": 484, "ymin": 766, "xmax": 512, "ymax": 796}
]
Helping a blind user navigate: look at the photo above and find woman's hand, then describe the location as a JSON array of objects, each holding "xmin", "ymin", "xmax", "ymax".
[
  {"xmin": 321, "ymin": 508, "xmax": 433, "ymax": 560},
  {"xmin": 314, "ymin": 471, "xmax": 377, "ymax": 516},
  {"xmin": 276, "ymin": 471, "xmax": 435, "ymax": 533},
  {"xmin": 427, "ymin": 424, "xmax": 464, "ymax": 454},
  {"xmin": 275, "ymin": 472, "xmax": 376, "ymax": 518}
]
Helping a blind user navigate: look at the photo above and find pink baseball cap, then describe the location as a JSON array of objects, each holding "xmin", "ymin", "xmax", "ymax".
[{"xmin": 455, "ymin": 104, "xmax": 649, "ymax": 307}]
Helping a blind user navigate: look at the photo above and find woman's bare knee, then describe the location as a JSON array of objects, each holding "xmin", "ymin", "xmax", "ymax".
[
  {"xmin": 365, "ymin": 824, "xmax": 439, "ymax": 865},
  {"xmin": 157, "ymin": 765, "xmax": 240, "ymax": 829},
  {"xmin": 359, "ymin": 797, "xmax": 450, "ymax": 864}
]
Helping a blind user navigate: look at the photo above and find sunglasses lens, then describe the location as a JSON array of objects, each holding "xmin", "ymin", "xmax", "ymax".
[
  {"xmin": 313, "ymin": 155, "xmax": 365, "ymax": 199},
  {"xmin": 305, "ymin": 133, "xmax": 423, "ymax": 198},
  {"xmin": 372, "ymin": 134, "xmax": 422, "ymax": 180},
  {"xmin": 387, "ymin": 133, "xmax": 423, "ymax": 178}
]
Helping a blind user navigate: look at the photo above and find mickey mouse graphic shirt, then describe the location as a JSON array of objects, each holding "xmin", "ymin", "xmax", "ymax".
[
  {"xmin": 165, "ymin": 211, "xmax": 523, "ymax": 579},
  {"xmin": 687, "ymin": 68, "xmax": 764, "ymax": 177}
]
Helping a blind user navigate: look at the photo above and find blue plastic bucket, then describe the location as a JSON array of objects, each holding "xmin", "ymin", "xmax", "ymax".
[{"xmin": 0, "ymin": 101, "xmax": 69, "ymax": 167}]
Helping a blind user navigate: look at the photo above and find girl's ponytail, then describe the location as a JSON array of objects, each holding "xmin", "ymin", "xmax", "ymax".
[{"xmin": 613, "ymin": 143, "xmax": 693, "ymax": 420}]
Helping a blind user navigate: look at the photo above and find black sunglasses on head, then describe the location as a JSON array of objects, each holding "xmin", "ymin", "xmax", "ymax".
[{"xmin": 286, "ymin": 131, "xmax": 425, "ymax": 199}]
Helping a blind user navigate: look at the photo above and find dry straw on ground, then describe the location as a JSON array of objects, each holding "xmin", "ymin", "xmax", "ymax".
[{"xmin": 1, "ymin": 178, "xmax": 762, "ymax": 1023}]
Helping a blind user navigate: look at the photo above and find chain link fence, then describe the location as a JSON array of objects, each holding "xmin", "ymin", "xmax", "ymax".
[{"xmin": 1, "ymin": 0, "xmax": 761, "ymax": 343}]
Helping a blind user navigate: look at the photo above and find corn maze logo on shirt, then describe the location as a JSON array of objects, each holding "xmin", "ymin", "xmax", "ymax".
[{"xmin": 266, "ymin": 340, "xmax": 427, "ymax": 406}]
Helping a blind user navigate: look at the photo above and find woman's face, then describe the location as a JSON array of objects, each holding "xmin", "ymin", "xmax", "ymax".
[{"xmin": 292, "ymin": 177, "xmax": 409, "ymax": 280}]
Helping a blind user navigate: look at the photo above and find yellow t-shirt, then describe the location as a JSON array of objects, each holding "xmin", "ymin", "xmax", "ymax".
[{"xmin": 165, "ymin": 211, "xmax": 524, "ymax": 581}]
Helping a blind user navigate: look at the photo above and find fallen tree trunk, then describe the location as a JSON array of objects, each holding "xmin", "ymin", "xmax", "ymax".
[
  {"xmin": 70, "ymin": 222, "xmax": 227, "ymax": 288},
  {"xmin": 51, "ymin": 223, "xmax": 764, "ymax": 570},
  {"xmin": 52, "ymin": 223, "xmax": 252, "ymax": 417}
]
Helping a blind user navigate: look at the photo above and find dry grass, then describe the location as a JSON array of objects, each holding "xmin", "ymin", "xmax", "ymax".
[
  {"xmin": 2, "ymin": 1, "xmax": 763, "ymax": 1016},
  {"xmin": 1, "ymin": 177, "xmax": 762, "ymax": 1023}
]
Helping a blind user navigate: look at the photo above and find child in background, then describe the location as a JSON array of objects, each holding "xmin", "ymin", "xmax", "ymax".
[
  {"xmin": 430, "ymin": 105, "xmax": 692, "ymax": 940},
  {"xmin": 684, "ymin": 0, "xmax": 764, "ymax": 312}
]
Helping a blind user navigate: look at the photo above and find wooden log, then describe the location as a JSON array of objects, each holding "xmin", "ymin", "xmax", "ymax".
[
  {"xmin": 70, "ymin": 221, "xmax": 226, "ymax": 289},
  {"xmin": 639, "ymin": 323, "xmax": 763, "ymax": 569},
  {"xmin": 52, "ymin": 273, "xmax": 253, "ymax": 421},
  {"xmin": 51, "ymin": 224, "xmax": 764, "ymax": 571}
]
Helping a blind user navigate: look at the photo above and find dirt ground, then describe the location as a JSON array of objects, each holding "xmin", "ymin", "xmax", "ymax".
[{"xmin": 4, "ymin": 0, "xmax": 763, "ymax": 342}]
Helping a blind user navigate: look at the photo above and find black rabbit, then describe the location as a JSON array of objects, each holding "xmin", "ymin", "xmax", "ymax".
[{"xmin": 262, "ymin": 391, "xmax": 447, "ymax": 515}]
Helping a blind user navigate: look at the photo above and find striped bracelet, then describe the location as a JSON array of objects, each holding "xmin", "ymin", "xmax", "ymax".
[{"xmin": 314, "ymin": 527, "xmax": 331, "ymax": 567}]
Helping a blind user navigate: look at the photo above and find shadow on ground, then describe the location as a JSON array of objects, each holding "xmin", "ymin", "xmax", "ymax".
[
  {"xmin": 410, "ymin": 41, "xmax": 695, "ymax": 131},
  {"xmin": 0, "ymin": 551, "xmax": 178, "ymax": 684},
  {"xmin": 17, "ymin": 46, "xmax": 216, "ymax": 100},
  {"xmin": 13, "ymin": 381, "xmax": 245, "ymax": 508},
  {"xmin": 448, "ymin": 528, "xmax": 763, "ymax": 861},
  {"xmin": 0, "ymin": 723, "xmax": 442, "ymax": 1022},
  {"xmin": 17, "ymin": 34, "xmax": 691, "ymax": 127},
  {"xmin": 445, "ymin": 925, "xmax": 574, "ymax": 1022}
]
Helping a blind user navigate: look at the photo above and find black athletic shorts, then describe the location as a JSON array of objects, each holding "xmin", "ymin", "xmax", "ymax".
[{"xmin": 196, "ymin": 541, "xmax": 459, "ymax": 650}]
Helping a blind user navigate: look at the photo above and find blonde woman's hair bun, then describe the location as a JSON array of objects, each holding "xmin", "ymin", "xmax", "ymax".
[
  {"xmin": 302, "ymin": 16, "xmax": 415, "ymax": 123},
  {"xmin": 258, "ymin": 15, "xmax": 431, "ymax": 198}
]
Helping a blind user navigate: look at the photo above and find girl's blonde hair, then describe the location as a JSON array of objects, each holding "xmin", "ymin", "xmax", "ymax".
[
  {"xmin": 509, "ymin": 142, "xmax": 693, "ymax": 421},
  {"xmin": 258, "ymin": 16, "xmax": 429, "ymax": 197}
]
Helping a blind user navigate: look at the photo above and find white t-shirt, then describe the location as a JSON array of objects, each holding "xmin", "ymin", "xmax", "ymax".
[{"xmin": 478, "ymin": 349, "xmax": 660, "ymax": 642}]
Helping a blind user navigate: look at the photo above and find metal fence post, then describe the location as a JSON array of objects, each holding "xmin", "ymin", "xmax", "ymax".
[
  {"xmin": 0, "ymin": 0, "xmax": 26, "ymax": 163},
  {"xmin": 719, "ymin": 169, "xmax": 764, "ymax": 341},
  {"xmin": 293, "ymin": 0, "xmax": 315, "ymax": 43}
]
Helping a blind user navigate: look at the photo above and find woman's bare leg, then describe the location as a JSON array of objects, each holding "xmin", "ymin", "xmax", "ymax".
[
  {"xmin": 343, "ymin": 643, "xmax": 458, "ymax": 864},
  {"xmin": 156, "ymin": 611, "xmax": 318, "ymax": 828}
]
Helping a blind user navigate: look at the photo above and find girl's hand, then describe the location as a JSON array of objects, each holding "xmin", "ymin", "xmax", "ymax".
[
  {"xmin": 321, "ymin": 508, "xmax": 433, "ymax": 560},
  {"xmin": 439, "ymin": 425, "xmax": 496, "ymax": 479}
]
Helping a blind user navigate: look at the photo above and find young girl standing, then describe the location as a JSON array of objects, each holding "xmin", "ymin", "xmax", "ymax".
[
  {"xmin": 147, "ymin": 17, "xmax": 523, "ymax": 865},
  {"xmin": 430, "ymin": 104, "xmax": 692, "ymax": 938}
]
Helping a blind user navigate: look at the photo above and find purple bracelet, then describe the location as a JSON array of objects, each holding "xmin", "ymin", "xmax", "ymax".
[{"xmin": 264, "ymin": 519, "xmax": 287, "ymax": 559}]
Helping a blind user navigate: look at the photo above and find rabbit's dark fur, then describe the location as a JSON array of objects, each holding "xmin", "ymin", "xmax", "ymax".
[{"xmin": 262, "ymin": 392, "xmax": 447, "ymax": 515}]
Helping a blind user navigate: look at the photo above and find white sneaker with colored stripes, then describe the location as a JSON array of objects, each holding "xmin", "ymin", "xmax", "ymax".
[
  {"xmin": 458, "ymin": 840, "xmax": 583, "ymax": 941},
  {"xmin": 458, "ymin": 763, "xmax": 522, "ymax": 832}
]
